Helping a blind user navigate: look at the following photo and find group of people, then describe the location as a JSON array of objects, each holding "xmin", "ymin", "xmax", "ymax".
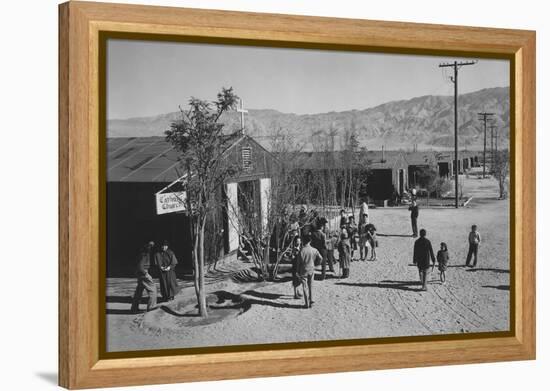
[
  {"xmin": 289, "ymin": 197, "xmax": 484, "ymax": 305},
  {"xmin": 130, "ymin": 240, "xmax": 179, "ymax": 313},
  {"xmin": 412, "ymin": 223, "xmax": 482, "ymax": 291},
  {"xmin": 338, "ymin": 204, "xmax": 378, "ymax": 264},
  {"xmin": 289, "ymin": 201, "xmax": 379, "ymax": 308},
  {"xmin": 407, "ymin": 194, "xmax": 483, "ymax": 290},
  {"xmin": 129, "ymin": 200, "xmax": 484, "ymax": 312}
]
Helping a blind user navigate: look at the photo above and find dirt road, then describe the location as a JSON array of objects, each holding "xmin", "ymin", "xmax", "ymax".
[{"xmin": 106, "ymin": 191, "xmax": 510, "ymax": 352}]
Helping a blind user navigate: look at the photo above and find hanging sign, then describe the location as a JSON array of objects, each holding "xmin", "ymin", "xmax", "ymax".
[{"xmin": 155, "ymin": 191, "xmax": 187, "ymax": 215}]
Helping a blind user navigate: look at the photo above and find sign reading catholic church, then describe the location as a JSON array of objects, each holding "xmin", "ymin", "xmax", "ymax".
[{"xmin": 155, "ymin": 191, "xmax": 187, "ymax": 215}]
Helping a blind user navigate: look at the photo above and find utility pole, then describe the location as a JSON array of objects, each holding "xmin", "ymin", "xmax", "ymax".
[
  {"xmin": 478, "ymin": 112, "xmax": 495, "ymax": 178},
  {"xmin": 489, "ymin": 123, "xmax": 497, "ymax": 173},
  {"xmin": 439, "ymin": 60, "xmax": 476, "ymax": 208},
  {"xmin": 494, "ymin": 125, "xmax": 498, "ymax": 154}
]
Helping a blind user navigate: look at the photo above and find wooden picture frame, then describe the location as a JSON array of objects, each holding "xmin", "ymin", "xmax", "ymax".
[{"xmin": 59, "ymin": 1, "xmax": 536, "ymax": 389}]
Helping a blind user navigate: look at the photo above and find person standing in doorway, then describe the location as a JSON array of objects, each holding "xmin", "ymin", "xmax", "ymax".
[
  {"xmin": 130, "ymin": 241, "xmax": 158, "ymax": 313},
  {"xmin": 155, "ymin": 240, "xmax": 179, "ymax": 302},
  {"xmin": 465, "ymin": 224, "xmax": 482, "ymax": 268},
  {"xmin": 296, "ymin": 234, "xmax": 322, "ymax": 309},
  {"xmin": 413, "ymin": 229, "xmax": 436, "ymax": 291},
  {"xmin": 409, "ymin": 200, "xmax": 419, "ymax": 237}
]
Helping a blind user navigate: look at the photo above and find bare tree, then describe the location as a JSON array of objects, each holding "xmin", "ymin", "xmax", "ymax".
[
  {"xmin": 416, "ymin": 166, "xmax": 439, "ymax": 206},
  {"xmin": 266, "ymin": 129, "xmax": 316, "ymax": 279},
  {"xmin": 433, "ymin": 176, "xmax": 452, "ymax": 199},
  {"xmin": 339, "ymin": 121, "xmax": 368, "ymax": 214},
  {"xmin": 165, "ymin": 87, "xmax": 240, "ymax": 318},
  {"xmin": 225, "ymin": 126, "xmax": 316, "ymax": 281},
  {"xmin": 493, "ymin": 149, "xmax": 510, "ymax": 199}
]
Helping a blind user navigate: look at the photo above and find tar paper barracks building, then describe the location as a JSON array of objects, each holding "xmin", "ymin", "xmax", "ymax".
[{"xmin": 107, "ymin": 135, "xmax": 276, "ymax": 277}]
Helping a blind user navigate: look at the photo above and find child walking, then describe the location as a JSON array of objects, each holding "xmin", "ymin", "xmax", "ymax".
[
  {"xmin": 338, "ymin": 229, "xmax": 351, "ymax": 278},
  {"xmin": 290, "ymin": 236, "xmax": 302, "ymax": 299},
  {"xmin": 436, "ymin": 242, "xmax": 449, "ymax": 283},
  {"xmin": 358, "ymin": 221, "xmax": 369, "ymax": 261},
  {"xmin": 347, "ymin": 216, "xmax": 359, "ymax": 261},
  {"xmin": 366, "ymin": 223, "xmax": 378, "ymax": 261},
  {"xmin": 326, "ymin": 231, "xmax": 338, "ymax": 273}
]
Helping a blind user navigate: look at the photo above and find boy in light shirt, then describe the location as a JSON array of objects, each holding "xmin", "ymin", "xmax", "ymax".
[{"xmin": 465, "ymin": 224, "xmax": 481, "ymax": 268}]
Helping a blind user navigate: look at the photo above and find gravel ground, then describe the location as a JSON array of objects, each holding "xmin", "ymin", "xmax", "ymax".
[{"xmin": 106, "ymin": 176, "xmax": 510, "ymax": 352}]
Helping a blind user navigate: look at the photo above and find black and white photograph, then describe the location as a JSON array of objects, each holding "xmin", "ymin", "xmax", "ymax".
[{"xmin": 105, "ymin": 39, "xmax": 511, "ymax": 353}]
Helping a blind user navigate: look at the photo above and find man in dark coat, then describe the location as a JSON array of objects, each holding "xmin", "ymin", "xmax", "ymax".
[
  {"xmin": 311, "ymin": 217, "xmax": 333, "ymax": 280},
  {"xmin": 408, "ymin": 200, "xmax": 419, "ymax": 237},
  {"xmin": 413, "ymin": 229, "xmax": 436, "ymax": 291},
  {"xmin": 130, "ymin": 241, "xmax": 158, "ymax": 313},
  {"xmin": 155, "ymin": 240, "xmax": 179, "ymax": 302}
]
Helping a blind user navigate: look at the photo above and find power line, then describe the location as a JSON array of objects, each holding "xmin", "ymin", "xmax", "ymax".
[
  {"xmin": 478, "ymin": 112, "xmax": 495, "ymax": 178},
  {"xmin": 438, "ymin": 60, "xmax": 477, "ymax": 208}
]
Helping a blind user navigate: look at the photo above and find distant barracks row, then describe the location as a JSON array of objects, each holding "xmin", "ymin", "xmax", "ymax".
[{"xmin": 107, "ymin": 135, "xmax": 481, "ymax": 278}]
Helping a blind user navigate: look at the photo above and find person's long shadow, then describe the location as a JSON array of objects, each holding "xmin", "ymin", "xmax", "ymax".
[
  {"xmin": 159, "ymin": 305, "xmax": 200, "ymax": 317},
  {"xmin": 106, "ymin": 308, "xmax": 136, "ymax": 315},
  {"xmin": 106, "ymin": 295, "xmax": 137, "ymax": 304},
  {"xmin": 466, "ymin": 268, "xmax": 509, "ymax": 274},
  {"xmin": 273, "ymin": 276, "xmax": 293, "ymax": 283},
  {"xmin": 210, "ymin": 290, "xmax": 305, "ymax": 312},
  {"xmin": 242, "ymin": 290, "xmax": 290, "ymax": 300},
  {"xmin": 336, "ymin": 280, "xmax": 421, "ymax": 292}
]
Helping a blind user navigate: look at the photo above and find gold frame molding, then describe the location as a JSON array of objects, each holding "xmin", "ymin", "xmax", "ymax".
[{"xmin": 59, "ymin": 1, "xmax": 536, "ymax": 389}]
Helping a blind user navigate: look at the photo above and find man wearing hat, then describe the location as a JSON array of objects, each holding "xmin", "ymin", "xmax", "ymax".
[
  {"xmin": 154, "ymin": 240, "xmax": 179, "ymax": 302},
  {"xmin": 130, "ymin": 241, "xmax": 158, "ymax": 313}
]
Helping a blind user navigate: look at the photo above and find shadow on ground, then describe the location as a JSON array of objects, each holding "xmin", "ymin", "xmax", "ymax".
[
  {"xmin": 106, "ymin": 308, "xmax": 138, "ymax": 315},
  {"xmin": 142, "ymin": 288, "xmax": 306, "ymax": 330},
  {"xmin": 378, "ymin": 233, "xmax": 414, "ymax": 238},
  {"xmin": 466, "ymin": 268, "xmax": 509, "ymax": 274},
  {"xmin": 335, "ymin": 280, "xmax": 422, "ymax": 292},
  {"xmin": 211, "ymin": 290, "xmax": 304, "ymax": 312}
]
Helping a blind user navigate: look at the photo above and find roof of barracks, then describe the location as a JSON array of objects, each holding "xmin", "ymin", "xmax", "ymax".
[
  {"xmin": 107, "ymin": 136, "xmax": 481, "ymax": 182},
  {"xmin": 107, "ymin": 135, "xmax": 276, "ymax": 183}
]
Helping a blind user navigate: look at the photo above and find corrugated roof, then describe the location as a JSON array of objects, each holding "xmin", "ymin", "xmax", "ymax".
[
  {"xmin": 435, "ymin": 150, "xmax": 480, "ymax": 162},
  {"xmin": 405, "ymin": 151, "xmax": 438, "ymax": 166},
  {"xmin": 107, "ymin": 137, "xmax": 181, "ymax": 182},
  {"xmin": 107, "ymin": 135, "xmax": 277, "ymax": 182}
]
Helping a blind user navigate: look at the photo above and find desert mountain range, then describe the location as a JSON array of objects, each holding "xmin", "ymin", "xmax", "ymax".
[{"xmin": 108, "ymin": 87, "xmax": 509, "ymax": 151}]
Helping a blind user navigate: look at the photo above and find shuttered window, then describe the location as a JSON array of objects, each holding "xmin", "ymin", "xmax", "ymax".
[{"xmin": 241, "ymin": 146, "xmax": 252, "ymax": 171}]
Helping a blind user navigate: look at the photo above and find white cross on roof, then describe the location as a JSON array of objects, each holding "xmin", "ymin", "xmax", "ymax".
[{"xmin": 236, "ymin": 98, "xmax": 248, "ymax": 135}]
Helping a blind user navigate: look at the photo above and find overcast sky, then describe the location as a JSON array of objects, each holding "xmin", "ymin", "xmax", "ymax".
[{"xmin": 107, "ymin": 39, "xmax": 509, "ymax": 120}]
